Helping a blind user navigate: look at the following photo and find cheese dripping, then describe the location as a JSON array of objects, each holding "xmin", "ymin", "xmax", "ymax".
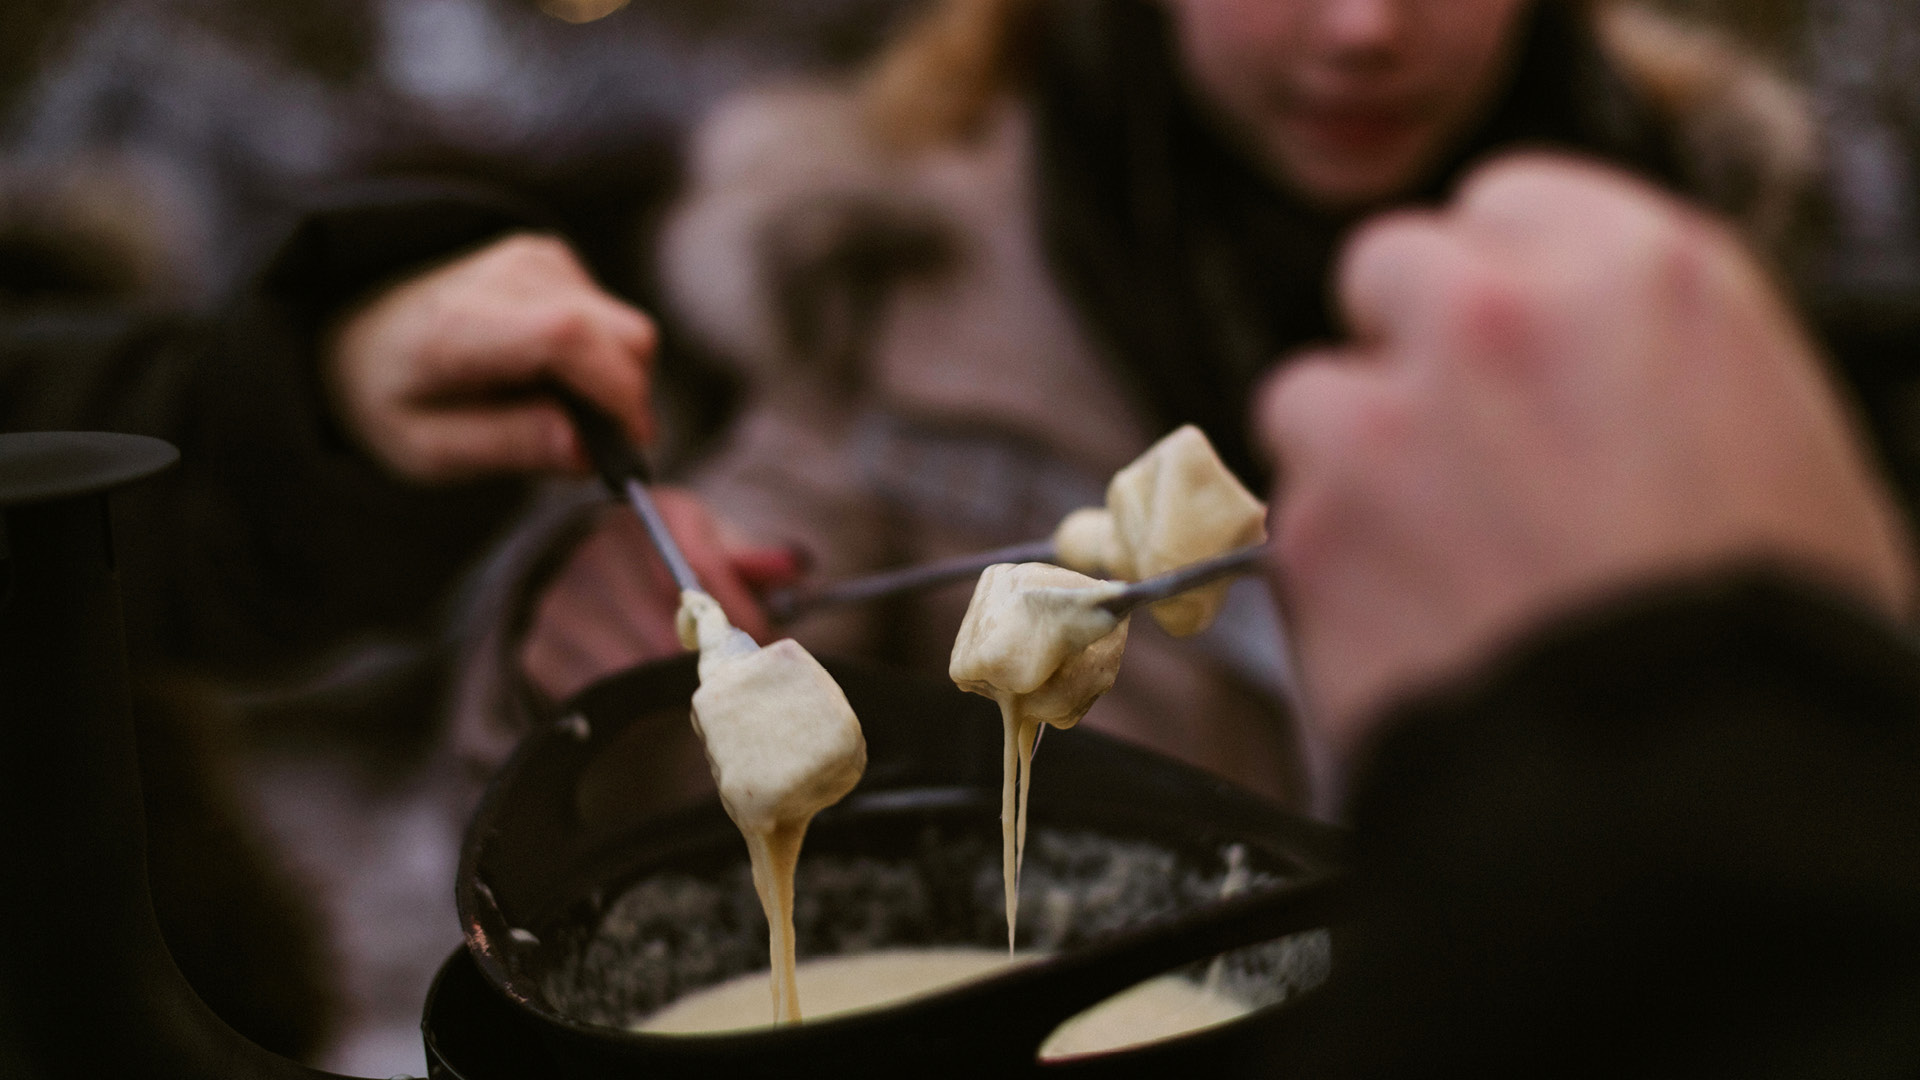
[
  {"xmin": 677, "ymin": 590, "xmax": 867, "ymax": 1022},
  {"xmin": 948, "ymin": 564, "xmax": 1129, "ymax": 949}
]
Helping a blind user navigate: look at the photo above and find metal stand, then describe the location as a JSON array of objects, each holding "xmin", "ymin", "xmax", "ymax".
[{"xmin": 0, "ymin": 432, "xmax": 361, "ymax": 1080}]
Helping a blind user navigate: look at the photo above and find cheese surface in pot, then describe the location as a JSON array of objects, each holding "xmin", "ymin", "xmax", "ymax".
[{"xmin": 634, "ymin": 946, "xmax": 1255, "ymax": 1060}]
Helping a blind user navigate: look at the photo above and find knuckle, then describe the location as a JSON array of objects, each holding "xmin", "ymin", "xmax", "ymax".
[
  {"xmin": 535, "ymin": 306, "xmax": 593, "ymax": 353},
  {"xmin": 617, "ymin": 305, "xmax": 659, "ymax": 355},
  {"xmin": 1346, "ymin": 208, "xmax": 1420, "ymax": 254},
  {"xmin": 1337, "ymin": 386, "xmax": 1413, "ymax": 464},
  {"xmin": 1461, "ymin": 153, "xmax": 1620, "ymax": 219},
  {"xmin": 1646, "ymin": 210, "xmax": 1741, "ymax": 308},
  {"xmin": 1453, "ymin": 268, "xmax": 1536, "ymax": 357},
  {"xmin": 497, "ymin": 232, "xmax": 572, "ymax": 268}
]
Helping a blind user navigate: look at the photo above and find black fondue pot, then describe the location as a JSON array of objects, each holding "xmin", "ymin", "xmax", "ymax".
[
  {"xmin": 433, "ymin": 654, "xmax": 1346, "ymax": 1079},
  {"xmin": 0, "ymin": 430, "xmax": 1345, "ymax": 1080}
]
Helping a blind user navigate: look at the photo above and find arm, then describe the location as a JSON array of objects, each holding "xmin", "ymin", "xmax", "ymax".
[
  {"xmin": 1254, "ymin": 155, "xmax": 1920, "ymax": 1076},
  {"xmin": 1313, "ymin": 572, "xmax": 1920, "ymax": 1078},
  {"xmin": 1256, "ymin": 154, "xmax": 1914, "ymax": 755}
]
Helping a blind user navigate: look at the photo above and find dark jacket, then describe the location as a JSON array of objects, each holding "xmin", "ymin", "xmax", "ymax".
[{"xmin": 1300, "ymin": 571, "xmax": 1920, "ymax": 1078}]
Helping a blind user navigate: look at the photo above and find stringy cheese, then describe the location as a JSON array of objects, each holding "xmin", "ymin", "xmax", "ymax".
[
  {"xmin": 679, "ymin": 590, "xmax": 867, "ymax": 1022},
  {"xmin": 948, "ymin": 563, "xmax": 1129, "ymax": 949}
]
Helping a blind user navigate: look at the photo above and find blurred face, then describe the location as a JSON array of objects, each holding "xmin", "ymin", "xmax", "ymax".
[{"xmin": 1163, "ymin": 0, "xmax": 1535, "ymax": 209}]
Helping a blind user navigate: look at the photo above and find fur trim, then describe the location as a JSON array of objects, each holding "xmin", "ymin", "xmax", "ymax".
[
  {"xmin": 660, "ymin": 84, "xmax": 961, "ymax": 387},
  {"xmin": 663, "ymin": 6, "xmax": 1826, "ymax": 384},
  {"xmin": 1598, "ymin": 3, "xmax": 1819, "ymax": 248}
]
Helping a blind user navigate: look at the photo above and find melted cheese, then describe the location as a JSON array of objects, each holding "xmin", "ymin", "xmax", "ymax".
[
  {"xmin": 949, "ymin": 564, "xmax": 1129, "ymax": 949},
  {"xmin": 680, "ymin": 590, "xmax": 867, "ymax": 1023},
  {"xmin": 633, "ymin": 947, "xmax": 1254, "ymax": 1060},
  {"xmin": 636, "ymin": 948, "xmax": 1037, "ymax": 1034},
  {"xmin": 1050, "ymin": 425, "xmax": 1267, "ymax": 637}
]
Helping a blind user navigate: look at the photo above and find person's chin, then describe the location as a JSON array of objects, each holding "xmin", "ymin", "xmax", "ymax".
[{"xmin": 1273, "ymin": 120, "xmax": 1434, "ymax": 210}]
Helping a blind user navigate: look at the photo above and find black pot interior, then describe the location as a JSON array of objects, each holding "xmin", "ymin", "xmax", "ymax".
[{"xmin": 453, "ymin": 654, "xmax": 1344, "ymax": 1078}]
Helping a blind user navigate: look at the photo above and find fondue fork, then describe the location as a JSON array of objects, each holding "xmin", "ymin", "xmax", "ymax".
[
  {"xmin": 764, "ymin": 538, "xmax": 1058, "ymax": 623},
  {"xmin": 555, "ymin": 388, "xmax": 704, "ymax": 595},
  {"xmin": 1091, "ymin": 542, "xmax": 1271, "ymax": 618},
  {"xmin": 768, "ymin": 540, "xmax": 1272, "ymax": 624}
]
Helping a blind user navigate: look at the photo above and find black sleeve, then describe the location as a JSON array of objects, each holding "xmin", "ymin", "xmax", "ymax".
[
  {"xmin": 1305, "ymin": 571, "xmax": 1920, "ymax": 1080},
  {"xmin": 0, "ymin": 177, "xmax": 554, "ymax": 681},
  {"xmin": 258, "ymin": 175, "xmax": 559, "ymax": 347},
  {"xmin": 0, "ymin": 158, "xmax": 679, "ymax": 686}
]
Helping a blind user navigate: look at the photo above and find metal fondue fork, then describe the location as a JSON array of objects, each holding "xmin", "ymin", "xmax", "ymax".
[
  {"xmin": 1089, "ymin": 542, "xmax": 1271, "ymax": 618},
  {"xmin": 556, "ymin": 389, "xmax": 1270, "ymax": 624},
  {"xmin": 764, "ymin": 538, "xmax": 1059, "ymax": 623},
  {"xmin": 554, "ymin": 388, "xmax": 704, "ymax": 596},
  {"xmin": 771, "ymin": 539, "xmax": 1271, "ymax": 624}
]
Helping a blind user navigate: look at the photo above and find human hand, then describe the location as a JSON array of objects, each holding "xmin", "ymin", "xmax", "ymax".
[
  {"xmin": 1256, "ymin": 155, "xmax": 1915, "ymax": 756},
  {"xmin": 519, "ymin": 489, "xmax": 804, "ymax": 701},
  {"xmin": 326, "ymin": 233, "xmax": 657, "ymax": 484}
]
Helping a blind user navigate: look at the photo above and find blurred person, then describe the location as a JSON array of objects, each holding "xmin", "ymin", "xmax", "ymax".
[
  {"xmin": 0, "ymin": 147, "xmax": 797, "ymax": 1069},
  {"xmin": 283, "ymin": 0, "xmax": 1823, "ymax": 812},
  {"xmin": 0, "ymin": 155, "xmax": 358, "ymax": 1058},
  {"xmin": 0, "ymin": 1, "xmax": 900, "ymax": 1070},
  {"xmin": 496, "ymin": 0, "xmax": 1819, "ymax": 808},
  {"xmin": 2, "ymin": 2, "xmax": 1890, "ymax": 1070},
  {"xmin": 1253, "ymin": 153, "xmax": 1920, "ymax": 1078},
  {"xmin": 0, "ymin": 136, "xmax": 785, "ymax": 1074},
  {"xmin": 0, "ymin": 0, "xmax": 1824, "ymax": 1055}
]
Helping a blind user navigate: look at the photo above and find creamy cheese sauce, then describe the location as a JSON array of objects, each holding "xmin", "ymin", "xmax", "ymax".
[
  {"xmin": 949, "ymin": 564, "xmax": 1129, "ymax": 949},
  {"xmin": 657, "ymin": 428, "xmax": 1259, "ymax": 1027},
  {"xmin": 678, "ymin": 590, "xmax": 867, "ymax": 1023},
  {"xmin": 635, "ymin": 948, "xmax": 1037, "ymax": 1034},
  {"xmin": 632, "ymin": 947, "xmax": 1254, "ymax": 1060},
  {"xmin": 1050, "ymin": 424, "xmax": 1267, "ymax": 637},
  {"xmin": 1039, "ymin": 972, "xmax": 1253, "ymax": 1059}
]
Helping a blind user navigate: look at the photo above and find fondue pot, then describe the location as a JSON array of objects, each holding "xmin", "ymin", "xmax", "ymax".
[
  {"xmin": 436, "ymin": 653, "xmax": 1346, "ymax": 1079},
  {"xmin": 1, "ymin": 430, "xmax": 1345, "ymax": 1080}
]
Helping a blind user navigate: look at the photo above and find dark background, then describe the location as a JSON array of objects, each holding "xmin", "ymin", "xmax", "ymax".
[{"xmin": 2, "ymin": 0, "xmax": 1915, "ymax": 308}]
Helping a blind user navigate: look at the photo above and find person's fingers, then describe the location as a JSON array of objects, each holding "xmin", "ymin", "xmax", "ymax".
[
  {"xmin": 391, "ymin": 402, "xmax": 579, "ymax": 481},
  {"xmin": 519, "ymin": 509, "xmax": 688, "ymax": 699},
  {"xmin": 519, "ymin": 591, "xmax": 679, "ymax": 700},
  {"xmin": 1253, "ymin": 346, "xmax": 1382, "ymax": 484},
  {"xmin": 698, "ymin": 559, "xmax": 774, "ymax": 643},
  {"xmin": 543, "ymin": 298, "xmax": 659, "ymax": 448},
  {"xmin": 1256, "ymin": 356, "xmax": 1403, "ymax": 588},
  {"xmin": 1335, "ymin": 209, "xmax": 1460, "ymax": 352},
  {"xmin": 1252, "ymin": 355, "xmax": 1407, "ymax": 744},
  {"xmin": 1453, "ymin": 153, "xmax": 1678, "ymax": 269},
  {"xmin": 728, "ymin": 547, "xmax": 806, "ymax": 590},
  {"xmin": 425, "ymin": 296, "xmax": 652, "ymax": 406},
  {"xmin": 519, "ymin": 629, "xmax": 596, "ymax": 701},
  {"xmin": 382, "ymin": 243, "xmax": 657, "ymax": 427},
  {"xmin": 330, "ymin": 230, "xmax": 665, "ymax": 482}
]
